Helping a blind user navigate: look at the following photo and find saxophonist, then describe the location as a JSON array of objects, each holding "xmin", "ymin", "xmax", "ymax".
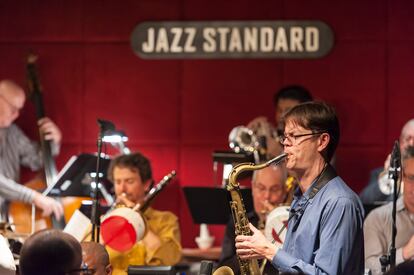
[
  {"xmin": 219, "ymin": 165, "xmax": 288, "ymax": 274},
  {"xmin": 235, "ymin": 102, "xmax": 364, "ymax": 275},
  {"xmin": 106, "ymin": 152, "xmax": 182, "ymax": 275}
]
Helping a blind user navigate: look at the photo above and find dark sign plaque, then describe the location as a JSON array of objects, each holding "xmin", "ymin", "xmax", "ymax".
[{"xmin": 131, "ymin": 21, "xmax": 334, "ymax": 59}]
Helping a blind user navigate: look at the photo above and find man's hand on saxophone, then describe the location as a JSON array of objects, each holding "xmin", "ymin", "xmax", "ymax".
[{"xmin": 235, "ymin": 223, "xmax": 278, "ymax": 261}]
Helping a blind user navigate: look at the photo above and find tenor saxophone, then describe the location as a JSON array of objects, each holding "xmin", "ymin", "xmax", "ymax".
[{"xmin": 226, "ymin": 153, "xmax": 287, "ymax": 275}]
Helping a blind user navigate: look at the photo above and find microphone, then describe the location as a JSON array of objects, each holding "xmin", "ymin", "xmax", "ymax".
[
  {"xmin": 389, "ymin": 140, "xmax": 401, "ymax": 180},
  {"xmin": 199, "ymin": 260, "xmax": 214, "ymax": 275}
]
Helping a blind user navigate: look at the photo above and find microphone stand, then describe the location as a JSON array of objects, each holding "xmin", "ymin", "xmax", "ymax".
[
  {"xmin": 380, "ymin": 141, "xmax": 401, "ymax": 273},
  {"xmin": 91, "ymin": 120, "xmax": 106, "ymax": 243}
]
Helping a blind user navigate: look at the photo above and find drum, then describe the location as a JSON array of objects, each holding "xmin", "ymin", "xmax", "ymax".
[
  {"xmin": 264, "ymin": 206, "xmax": 289, "ymax": 249},
  {"xmin": 101, "ymin": 207, "xmax": 146, "ymax": 252}
]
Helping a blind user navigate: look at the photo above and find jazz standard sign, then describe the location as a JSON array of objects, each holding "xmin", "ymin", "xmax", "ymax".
[{"xmin": 131, "ymin": 21, "xmax": 334, "ymax": 59}]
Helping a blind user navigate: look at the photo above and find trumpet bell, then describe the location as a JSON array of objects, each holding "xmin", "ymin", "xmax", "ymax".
[
  {"xmin": 264, "ymin": 205, "xmax": 289, "ymax": 249},
  {"xmin": 229, "ymin": 126, "xmax": 258, "ymax": 153},
  {"xmin": 101, "ymin": 207, "xmax": 146, "ymax": 252}
]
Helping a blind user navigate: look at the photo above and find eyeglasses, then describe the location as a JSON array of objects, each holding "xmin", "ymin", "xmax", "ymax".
[{"xmin": 279, "ymin": 131, "xmax": 326, "ymax": 145}]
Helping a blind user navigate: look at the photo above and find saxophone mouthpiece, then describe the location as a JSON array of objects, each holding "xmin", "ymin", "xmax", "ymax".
[{"xmin": 266, "ymin": 153, "xmax": 288, "ymax": 166}]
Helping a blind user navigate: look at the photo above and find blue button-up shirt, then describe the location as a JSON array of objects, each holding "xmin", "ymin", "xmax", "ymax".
[{"xmin": 272, "ymin": 176, "xmax": 365, "ymax": 275}]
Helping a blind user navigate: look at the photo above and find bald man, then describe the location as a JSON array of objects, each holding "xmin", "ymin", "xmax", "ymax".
[
  {"xmin": 0, "ymin": 79, "xmax": 63, "ymax": 222},
  {"xmin": 82, "ymin": 241, "xmax": 113, "ymax": 275},
  {"xmin": 19, "ymin": 229, "xmax": 82, "ymax": 275}
]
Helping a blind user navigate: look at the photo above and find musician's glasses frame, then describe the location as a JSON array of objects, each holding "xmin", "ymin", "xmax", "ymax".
[{"xmin": 279, "ymin": 131, "xmax": 327, "ymax": 145}]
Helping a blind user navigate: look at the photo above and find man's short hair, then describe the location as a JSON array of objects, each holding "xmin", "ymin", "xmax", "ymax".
[
  {"xmin": 19, "ymin": 229, "xmax": 82, "ymax": 275},
  {"xmin": 81, "ymin": 242, "xmax": 110, "ymax": 271},
  {"xmin": 252, "ymin": 164, "xmax": 287, "ymax": 185},
  {"xmin": 282, "ymin": 101, "xmax": 340, "ymax": 162},
  {"xmin": 107, "ymin": 152, "xmax": 152, "ymax": 182},
  {"xmin": 273, "ymin": 85, "xmax": 313, "ymax": 106}
]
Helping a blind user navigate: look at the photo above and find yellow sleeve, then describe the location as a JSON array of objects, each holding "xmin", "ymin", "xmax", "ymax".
[{"xmin": 144, "ymin": 209, "xmax": 182, "ymax": 265}]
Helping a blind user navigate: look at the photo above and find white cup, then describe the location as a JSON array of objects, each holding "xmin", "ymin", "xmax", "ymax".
[{"xmin": 195, "ymin": 223, "xmax": 215, "ymax": 249}]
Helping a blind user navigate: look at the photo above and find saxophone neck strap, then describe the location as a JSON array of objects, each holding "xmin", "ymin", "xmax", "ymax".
[{"xmin": 308, "ymin": 163, "xmax": 337, "ymax": 200}]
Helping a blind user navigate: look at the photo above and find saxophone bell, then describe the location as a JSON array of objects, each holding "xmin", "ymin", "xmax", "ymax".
[{"xmin": 213, "ymin": 266, "xmax": 235, "ymax": 275}]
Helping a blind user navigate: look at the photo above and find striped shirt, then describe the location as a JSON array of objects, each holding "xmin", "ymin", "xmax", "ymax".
[{"xmin": 0, "ymin": 123, "xmax": 59, "ymax": 206}]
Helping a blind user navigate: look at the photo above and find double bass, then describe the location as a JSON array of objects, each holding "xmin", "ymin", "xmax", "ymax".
[{"xmin": 8, "ymin": 53, "xmax": 81, "ymax": 234}]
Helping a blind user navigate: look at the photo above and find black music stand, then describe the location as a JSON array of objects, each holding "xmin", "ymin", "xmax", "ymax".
[
  {"xmin": 49, "ymin": 153, "xmax": 112, "ymax": 198},
  {"xmin": 211, "ymin": 151, "xmax": 254, "ymax": 186},
  {"xmin": 183, "ymin": 187, "xmax": 253, "ymax": 225},
  {"xmin": 212, "ymin": 150, "xmax": 253, "ymax": 164}
]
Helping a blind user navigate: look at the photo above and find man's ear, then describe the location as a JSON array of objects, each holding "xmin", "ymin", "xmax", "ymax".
[
  {"xmin": 105, "ymin": 264, "xmax": 113, "ymax": 275},
  {"xmin": 317, "ymin": 133, "xmax": 330, "ymax": 153}
]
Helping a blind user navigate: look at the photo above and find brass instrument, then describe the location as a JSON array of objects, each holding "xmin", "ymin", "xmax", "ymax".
[
  {"xmin": 228, "ymin": 124, "xmax": 281, "ymax": 162},
  {"xmin": 213, "ymin": 266, "xmax": 235, "ymax": 275},
  {"xmin": 227, "ymin": 153, "xmax": 287, "ymax": 275},
  {"xmin": 283, "ymin": 176, "xmax": 296, "ymax": 205},
  {"xmin": 229, "ymin": 126, "xmax": 259, "ymax": 154}
]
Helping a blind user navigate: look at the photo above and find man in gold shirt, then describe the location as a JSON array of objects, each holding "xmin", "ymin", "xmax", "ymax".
[{"xmin": 106, "ymin": 152, "xmax": 181, "ymax": 275}]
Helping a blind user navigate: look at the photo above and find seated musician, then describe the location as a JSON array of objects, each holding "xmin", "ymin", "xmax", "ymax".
[
  {"xmin": 218, "ymin": 164, "xmax": 288, "ymax": 275},
  {"xmin": 106, "ymin": 152, "xmax": 182, "ymax": 275},
  {"xmin": 364, "ymin": 146, "xmax": 414, "ymax": 275},
  {"xmin": 81, "ymin": 241, "xmax": 113, "ymax": 275},
  {"xmin": 0, "ymin": 80, "xmax": 63, "ymax": 222},
  {"xmin": 19, "ymin": 229, "xmax": 82, "ymax": 275}
]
